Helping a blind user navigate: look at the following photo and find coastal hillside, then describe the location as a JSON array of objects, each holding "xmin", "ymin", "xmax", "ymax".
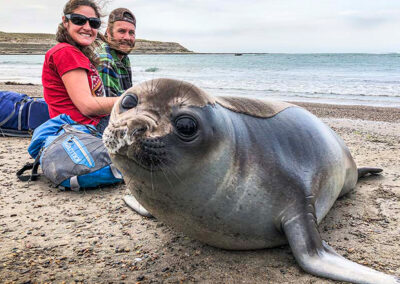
[{"xmin": 0, "ymin": 31, "xmax": 192, "ymax": 54}]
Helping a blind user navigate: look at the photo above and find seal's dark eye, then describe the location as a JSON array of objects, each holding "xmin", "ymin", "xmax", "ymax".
[
  {"xmin": 175, "ymin": 116, "xmax": 198, "ymax": 138},
  {"xmin": 121, "ymin": 94, "xmax": 138, "ymax": 111}
]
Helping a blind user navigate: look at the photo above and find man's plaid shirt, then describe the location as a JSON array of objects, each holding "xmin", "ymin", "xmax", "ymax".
[{"xmin": 94, "ymin": 40, "xmax": 132, "ymax": 97}]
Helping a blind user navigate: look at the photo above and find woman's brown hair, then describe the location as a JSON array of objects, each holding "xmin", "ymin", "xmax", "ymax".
[{"xmin": 56, "ymin": 0, "xmax": 102, "ymax": 65}]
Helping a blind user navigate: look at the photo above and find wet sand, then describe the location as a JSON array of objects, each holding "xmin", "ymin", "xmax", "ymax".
[{"xmin": 0, "ymin": 83, "xmax": 399, "ymax": 283}]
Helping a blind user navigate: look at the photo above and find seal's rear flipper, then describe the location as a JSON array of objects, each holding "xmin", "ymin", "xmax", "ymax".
[
  {"xmin": 358, "ymin": 167, "xmax": 383, "ymax": 179},
  {"xmin": 282, "ymin": 213, "xmax": 399, "ymax": 284}
]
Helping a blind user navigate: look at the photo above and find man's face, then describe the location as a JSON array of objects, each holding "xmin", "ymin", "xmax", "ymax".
[{"xmin": 107, "ymin": 21, "xmax": 136, "ymax": 54}]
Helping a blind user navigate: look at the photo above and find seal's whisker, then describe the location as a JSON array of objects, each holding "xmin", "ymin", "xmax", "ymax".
[
  {"xmin": 150, "ymin": 160, "xmax": 155, "ymax": 193},
  {"xmin": 154, "ymin": 78, "xmax": 163, "ymax": 101},
  {"xmin": 138, "ymin": 152, "xmax": 147, "ymax": 172},
  {"xmin": 124, "ymin": 174, "xmax": 136, "ymax": 194},
  {"xmin": 178, "ymin": 80, "xmax": 188, "ymax": 105},
  {"xmin": 157, "ymin": 159, "xmax": 182, "ymax": 188},
  {"xmin": 158, "ymin": 163, "xmax": 174, "ymax": 190},
  {"xmin": 149, "ymin": 79, "xmax": 154, "ymax": 95},
  {"xmin": 157, "ymin": 157, "xmax": 186, "ymax": 186},
  {"xmin": 173, "ymin": 80, "xmax": 184, "ymax": 106},
  {"xmin": 148, "ymin": 79, "xmax": 154, "ymax": 95},
  {"xmin": 179, "ymin": 84, "xmax": 195, "ymax": 106},
  {"xmin": 150, "ymin": 78, "xmax": 156, "ymax": 94}
]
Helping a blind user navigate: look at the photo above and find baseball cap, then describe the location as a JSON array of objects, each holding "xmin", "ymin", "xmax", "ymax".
[{"xmin": 108, "ymin": 8, "xmax": 136, "ymax": 26}]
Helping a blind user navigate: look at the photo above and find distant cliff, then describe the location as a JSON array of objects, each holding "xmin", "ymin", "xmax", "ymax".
[{"xmin": 0, "ymin": 31, "xmax": 192, "ymax": 54}]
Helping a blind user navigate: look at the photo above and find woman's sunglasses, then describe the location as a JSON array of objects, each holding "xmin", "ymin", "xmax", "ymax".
[{"xmin": 65, "ymin": 13, "xmax": 101, "ymax": 29}]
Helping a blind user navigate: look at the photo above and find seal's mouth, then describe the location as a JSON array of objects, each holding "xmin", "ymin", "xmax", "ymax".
[
  {"xmin": 130, "ymin": 137, "xmax": 167, "ymax": 171},
  {"xmin": 103, "ymin": 126, "xmax": 168, "ymax": 172}
]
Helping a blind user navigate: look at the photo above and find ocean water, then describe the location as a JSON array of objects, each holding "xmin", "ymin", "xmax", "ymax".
[{"xmin": 0, "ymin": 53, "xmax": 399, "ymax": 107}]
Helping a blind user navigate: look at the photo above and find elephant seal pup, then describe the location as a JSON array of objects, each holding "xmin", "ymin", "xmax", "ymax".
[{"xmin": 103, "ymin": 78, "xmax": 398, "ymax": 284}]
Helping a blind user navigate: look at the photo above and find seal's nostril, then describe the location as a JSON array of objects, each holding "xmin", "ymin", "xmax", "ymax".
[
  {"xmin": 130, "ymin": 126, "xmax": 147, "ymax": 139},
  {"xmin": 138, "ymin": 126, "xmax": 147, "ymax": 133}
]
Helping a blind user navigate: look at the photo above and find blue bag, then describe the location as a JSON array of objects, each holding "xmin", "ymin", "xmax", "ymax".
[
  {"xmin": 18, "ymin": 114, "xmax": 123, "ymax": 190},
  {"xmin": 0, "ymin": 91, "xmax": 50, "ymax": 137},
  {"xmin": 28, "ymin": 114, "xmax": 90, "ymax": 159}
]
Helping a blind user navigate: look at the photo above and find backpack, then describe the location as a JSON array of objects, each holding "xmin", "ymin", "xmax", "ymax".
[
  {"xmin": 0, "ymin": 91, "xmax": 50, "ymax": 137},
  {"xmin": 17, "ymin": 114, "xmax": 123, "ymax": 190}
]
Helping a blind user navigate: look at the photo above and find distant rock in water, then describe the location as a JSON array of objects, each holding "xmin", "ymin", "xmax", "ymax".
[
  {"xmin": 145, "ymin": 67, "xmax": 159, "ymax": 72},
  {"xmin": 0, "ymin": 31, "xmax": 193, "ymax": 55}
]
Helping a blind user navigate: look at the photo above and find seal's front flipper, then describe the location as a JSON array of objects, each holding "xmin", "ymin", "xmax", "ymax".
[
  {"xmin": 123, "ymin": 195, "xmax": 153, "ymax": 218},
  {"xmin": 282, "ymin": 213, "xmax": 399, "ymax": 284}
]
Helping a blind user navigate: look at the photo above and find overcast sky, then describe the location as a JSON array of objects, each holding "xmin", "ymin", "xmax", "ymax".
[{"xmin": 0, "ymin": 0, "xmax": 399, "ymax": 53}]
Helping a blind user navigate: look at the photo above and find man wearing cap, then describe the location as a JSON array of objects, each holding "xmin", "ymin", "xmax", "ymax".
[
  {"xmin": 94, "ymin": 8, "xmax": 153, "ymax": 217},
  {"xmin": 94, "ymin": 8, "xmax": 136, "ymax": 97}
]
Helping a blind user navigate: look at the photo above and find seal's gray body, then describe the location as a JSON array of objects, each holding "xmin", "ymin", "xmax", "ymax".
[
  {"xmin": 120, "ymin": 105, "xmax": 355, "ymax": 249},
  {"xmin": 104, "ymin": 78, "xmax": 399, "ymax": 284}
]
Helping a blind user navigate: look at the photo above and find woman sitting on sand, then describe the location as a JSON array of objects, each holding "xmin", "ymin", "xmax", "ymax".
[{"xmin": 42, "ymin": 0, "xmax": 118, "ymax": 133}]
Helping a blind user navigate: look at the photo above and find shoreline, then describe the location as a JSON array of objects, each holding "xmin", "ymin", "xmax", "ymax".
[{"xmin": 1, "ymin": 82, "xmax": 400, "ymax": 122}]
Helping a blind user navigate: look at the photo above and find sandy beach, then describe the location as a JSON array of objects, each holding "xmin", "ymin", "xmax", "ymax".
[{"xmin": 0, "ymin": 83, "xmax": 399, "ymax": 283}]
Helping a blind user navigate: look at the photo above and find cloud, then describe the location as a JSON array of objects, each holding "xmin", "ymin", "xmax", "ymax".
[
  {"xmin": 339, "ymin": 9, "xmax": 400, "ymax": 29},
  {"xmin": 0, "ymin": 1, "xmax": 62, "ymax": 33},
  {"xmin": 0, "ymin": 0, "xmax": 399, "ymax": 52}
]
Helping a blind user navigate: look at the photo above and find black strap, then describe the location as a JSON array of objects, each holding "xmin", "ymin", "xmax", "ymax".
[
  {"xmin": 61, "ymin": 123, "xmax": 101, "ymax": 137},
  {"xmin": 16, "ymin": 154, "xmax": 41, "ymax": 182}
]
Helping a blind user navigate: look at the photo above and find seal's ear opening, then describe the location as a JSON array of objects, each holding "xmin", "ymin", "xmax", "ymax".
[{"xmin": 120, "ymin": 93, "xmax": 138, "ymax": 113}]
